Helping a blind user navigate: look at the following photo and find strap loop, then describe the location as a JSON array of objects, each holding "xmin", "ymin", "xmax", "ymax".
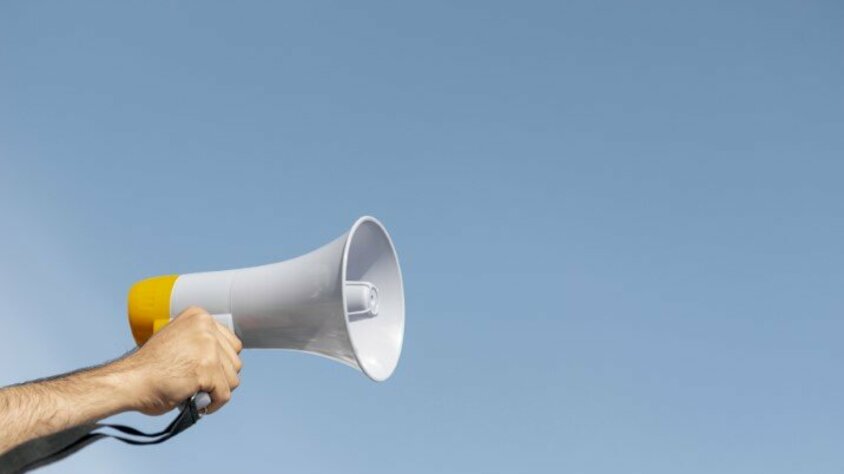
[{"xmin": 0, "ymin": 397, "xmax": 203, "ymax": 474}]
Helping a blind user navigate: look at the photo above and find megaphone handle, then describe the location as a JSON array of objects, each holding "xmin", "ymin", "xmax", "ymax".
[
  {"xmin": 185, "ymin": 313, "xmax": 231, "ymax": 415},
  {"xmin": 194, "ymin": 312, "xmax": 233, "ymax": 412},
  {"xmin": 193, "ymin": 391, "xmax": 212, "ymax": 413}
]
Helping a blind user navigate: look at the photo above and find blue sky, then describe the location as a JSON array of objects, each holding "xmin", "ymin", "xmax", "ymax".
[{"xmin": 1, "ymin": 1, "xmax": 843, "ymax": 472}]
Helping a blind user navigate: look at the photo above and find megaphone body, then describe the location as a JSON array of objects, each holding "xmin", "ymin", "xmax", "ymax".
[{"xmin": 128, "ymin": 216, "xmax": 404, "ymax": 382}]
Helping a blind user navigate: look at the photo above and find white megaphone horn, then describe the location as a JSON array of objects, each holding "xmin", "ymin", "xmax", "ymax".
[{"xmin": 127, "ymin": 216, "xmax": 405, "ymax": 386}]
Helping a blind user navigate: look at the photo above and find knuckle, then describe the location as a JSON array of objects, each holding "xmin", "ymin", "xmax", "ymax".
[
  {"xmin": 183, "ymin": 308, "xmax": 210, "ymax": 321},
  {"xmin": 198, "ymin": 355, "xmax": 217, "ymax": 370},
  {"xmin": 197, "ymin": 378, "xmax": 212, "ymax": 393},
  {"xmin": 195, "ymin": 312, "xmax": 213, "ymax": 323},
  {"xmin": 199, "ymin": 331, "xmax": 217, "ymax": 345}
]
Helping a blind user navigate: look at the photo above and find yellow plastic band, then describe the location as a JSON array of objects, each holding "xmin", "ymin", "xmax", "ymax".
[
  {"xmin": 152, "ymin": 318, "xmax": 171, "ymax": 334},
  {"xmin": 127, "ymin": 275, "xmax": 179, "ymax": 345}
]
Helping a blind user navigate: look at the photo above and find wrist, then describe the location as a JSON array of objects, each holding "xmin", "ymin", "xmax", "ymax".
[{"xmin": 101, "ymin": 355, "xmax": 150, "ymax": 414}]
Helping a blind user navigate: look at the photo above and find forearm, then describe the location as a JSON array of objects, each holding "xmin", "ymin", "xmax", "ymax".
[{"xmin": 0, "ymin": 358, "xmax": 139, "ymax": 454}]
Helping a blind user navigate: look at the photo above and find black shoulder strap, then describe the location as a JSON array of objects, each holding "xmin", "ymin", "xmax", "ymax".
[{"xmin": 0, "ymin": 397, "xmax": 203, "ymax": 474}]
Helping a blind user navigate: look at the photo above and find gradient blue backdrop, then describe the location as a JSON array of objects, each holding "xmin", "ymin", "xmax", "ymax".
[{"xmin": 1, "ymin": 1, "xmax": 843, "ymax": 473}]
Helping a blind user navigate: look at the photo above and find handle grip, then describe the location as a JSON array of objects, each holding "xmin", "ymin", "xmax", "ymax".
[{"xmin": 193, "ymin": 392, "xmax": 212, "ymax": 412}]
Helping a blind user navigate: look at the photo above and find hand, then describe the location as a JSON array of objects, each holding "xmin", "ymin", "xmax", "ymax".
[{"xmin": 116, "ymin": 306, "xmax": 243, "ymax": 416}]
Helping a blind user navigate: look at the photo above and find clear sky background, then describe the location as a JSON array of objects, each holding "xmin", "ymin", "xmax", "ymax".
[{"xmin": 1, "ymin": 1, "xmax": 843, "ymax": 473}]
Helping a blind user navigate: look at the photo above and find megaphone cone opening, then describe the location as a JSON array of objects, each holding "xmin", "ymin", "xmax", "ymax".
[{"xmin": 342, "ymin": 216, "xmax": 405, "ymax": 382}]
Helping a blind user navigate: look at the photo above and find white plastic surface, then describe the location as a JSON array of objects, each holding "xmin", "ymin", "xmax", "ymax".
[{"xmin": 212, "ymin": 313, "xmax": 234, "ymax": 332}]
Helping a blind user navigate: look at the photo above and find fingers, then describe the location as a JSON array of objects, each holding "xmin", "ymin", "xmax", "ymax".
[
  {"xmin": 181, "ymin": 306, "xmax": 242, "ymax": 353},
  {"xmin": 220, "ymin": 354, "xmax": 240, "ymax": 390},
  {"xmin": 210, "ymin": 317, "xmax": 243, "ymax": 375},
  {"xmin": 169, "ymin": 306, "xmax": 244, "ymax": 415},
  {"xmin": 201, "ymin": 323, "xmax": 242, "ymax": 414},
  {"xmin": 216, "ymin": 337, "xmax": 242, "ymax": 373},
  {"xmin": 214, "ymin": 319, "xmax": 243, "ymax": 353},
  {"xmin": 204, "ymin": 373, "xmax": 232, "ymax": 414},
  {"xmin": 204, "ymin": 355, "xmax": 239, "ymax": 414}
]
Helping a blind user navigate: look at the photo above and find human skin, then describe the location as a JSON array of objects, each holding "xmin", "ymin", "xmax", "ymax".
[{"xmin": 0, "ymin": 306, "xmax": 242, "ymax": 454}]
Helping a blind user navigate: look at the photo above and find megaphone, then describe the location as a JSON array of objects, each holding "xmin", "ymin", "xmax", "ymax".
[{"xmin": 127, "ymin": 216, "xmax": 405, "ymax": 382}]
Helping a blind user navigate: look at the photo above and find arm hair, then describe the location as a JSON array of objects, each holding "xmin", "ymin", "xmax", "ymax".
[{"xmin": 0, "ymin": 352, "xmax": 140, "ymax": 454}]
